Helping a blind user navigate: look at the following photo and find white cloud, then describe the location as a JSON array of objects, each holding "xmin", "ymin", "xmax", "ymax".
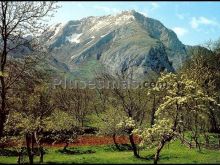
[
  {"xmin": 190, "ymin": 16, "xmax": 219, "ymax": 29},
  {"xmin": 139, "ymin": 11, "xmax": 148, "ymax": 17},
  {"xmin": 172, "ymin": 27, "xmax": 188, "ymax": 37},
  {"xmin": 176, "ymin": 14, "xmax": 185, "ymax": 20},
  {"xmin": 94, "ymin": 6, "xmax": 120, "ymax": 14},
  {"xmin": 150, "ymin": 2, "xmax": 159, "ymax": 10}
]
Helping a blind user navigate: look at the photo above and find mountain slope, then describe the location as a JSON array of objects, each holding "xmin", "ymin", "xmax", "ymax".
[{"xmin": 43, "ymin": 10, "xmax": 188, "ymax": 80}]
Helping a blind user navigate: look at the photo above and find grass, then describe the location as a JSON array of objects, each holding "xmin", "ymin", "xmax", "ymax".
[
  {"xmin": 67, "ymin": 58, "xmax": 105, "ymax": 81},
  {"xmin": 184, "ymin": 132, "xmax": 220, "ymax": 146},
  {"xmin": 0, "ymin": 141, "xmax": 220, "ymax": 164}
]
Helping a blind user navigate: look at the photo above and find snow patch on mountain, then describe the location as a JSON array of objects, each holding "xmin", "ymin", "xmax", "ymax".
[
  {"xmin": 66, "ymin": 33, "xmax": 83, "ymax": 43},
  {"xmin": 100, "ymin": 33, "xmax": 109, "ymax": 38}
]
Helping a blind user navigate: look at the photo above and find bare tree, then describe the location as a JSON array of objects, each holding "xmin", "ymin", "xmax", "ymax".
[
  {"xmin": 54, "ymin": 86, "xmax": 92, "ymax": 128},
  {"xmin": 0, "ymin": 1, "xmax": 58, "ymax": 138}
]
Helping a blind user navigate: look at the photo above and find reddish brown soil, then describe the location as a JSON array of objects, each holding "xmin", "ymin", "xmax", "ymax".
[
  {"xmin": 1, "ymin": 135, "xmax": 140, "ymax": 148},
  {"xmin": 45, "ymin": 135, "xmax": 137, "ymax": 147}
]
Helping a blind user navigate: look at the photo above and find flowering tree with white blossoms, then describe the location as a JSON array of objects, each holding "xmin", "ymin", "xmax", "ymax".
[
  {"xmin": 137, "ymin": 73, "xmax": 219, "ymax": 164},
  {"xmin": 117, "ymin": 116, "xmax": 140, "ymax": 158}
]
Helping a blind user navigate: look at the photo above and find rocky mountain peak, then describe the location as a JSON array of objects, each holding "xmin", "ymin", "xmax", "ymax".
[{"xmin": 41, "ymin": 10, "xmax": 189, "ymax": 80}]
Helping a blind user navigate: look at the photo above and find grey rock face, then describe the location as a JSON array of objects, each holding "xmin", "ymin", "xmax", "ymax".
[{"xmin": 42, "ymin": 10, "xmax": 188, "ymax": 80}]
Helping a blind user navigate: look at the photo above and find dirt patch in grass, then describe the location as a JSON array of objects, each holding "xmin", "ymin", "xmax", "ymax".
[
  {"xmin": 1, "ymin": 135, "xmax": 140, "ymax": 148},
  {"xmin": 45, "ymin": 135, "xmax": 140, "ymax": 147}
]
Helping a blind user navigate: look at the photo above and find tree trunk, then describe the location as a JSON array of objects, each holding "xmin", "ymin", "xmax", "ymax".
[
  {"xmin": 154, "ymin": 140, "xmax": 166, "ymax": 164},
  {"xmin": 0, "ymin": 76, "xmax": 7, "ymax": 138},
  {"xmin": 33, "ymin": 131, "xmax": 44, "ymax": 163},
  {"xmin": 128, "ymin": 133, "xmax": 139, "ymax": 158},
  {"xmin": 189, "ymin": 135, "xmax": 193, "ymax": 149},
  {"xmin": 0, "ymin": 111, "xmax": 6, "ymax": 138},
  {"xmin": 0, "ymin": 15, "xmax": 8, "ymax": 139},
  {"xmin": 209, "ymin": 107, "xmax": 218, "ymax": 133},
  {"xmin": 31, "ymin": 133, "xmax": 35, "ymax": 151},
  {"xmin": 112, "ymin": 133, "xmax": 120, "ymax": 151},
  {"xmin": 81, "ymin": 119, "xmax": 84, "ymax": 128},
  {"xmin": 194, "ymin": 136, "xmax": 201, "ymax": 151},
  {"xmin": 181, "ymin": 132, "xmax": 185, "ymax": 144},
  {"xmin": 218, "ymin": 134, "xmax": 220, "ymax": 148},
  {"xmin": 17, "ymin": 151, "xmax": 22, "ymax": 165},
  {"xmin": 63, "ymin": 141, "xmax": 69, "ymax": 151},
  {"xmin": 204, "ymin": 134, "xmax": 209, "ymax": 148},
  {"xmin": 26, "ymin": 133, "xmax": 34, "ymax": 165},
  {"xmin": 150, "ymin": 95, "xmax": 156, "ymax": 127},
  {"xmin": 39, "ymin": 146, "xmax": 44, "ymax": 163}
]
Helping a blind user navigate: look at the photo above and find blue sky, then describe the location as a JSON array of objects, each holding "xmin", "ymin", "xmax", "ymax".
[{"xmin": 49, "ymin": 1, "xmax": 220, "ymax": 46}]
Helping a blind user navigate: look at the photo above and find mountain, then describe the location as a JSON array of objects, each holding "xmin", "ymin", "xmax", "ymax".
[{"xmin": 42, "ymin": 10, "xmax": 189, "ymax": 80}]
